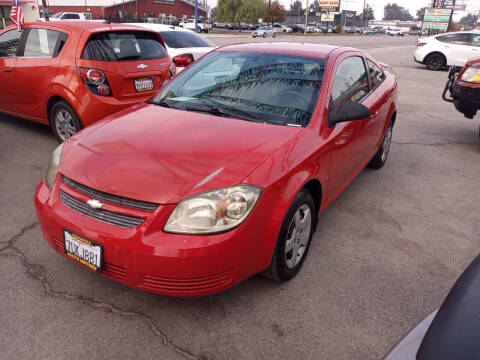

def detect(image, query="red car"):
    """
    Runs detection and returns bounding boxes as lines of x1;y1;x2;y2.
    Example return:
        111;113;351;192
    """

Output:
35;43;398;297
0;21;172;141
443;59;480;136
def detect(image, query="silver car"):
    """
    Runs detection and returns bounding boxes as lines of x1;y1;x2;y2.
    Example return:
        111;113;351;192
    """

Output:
252;26;276;38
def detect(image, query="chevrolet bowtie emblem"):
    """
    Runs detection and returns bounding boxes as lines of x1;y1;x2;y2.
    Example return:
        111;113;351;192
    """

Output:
86;199;103;209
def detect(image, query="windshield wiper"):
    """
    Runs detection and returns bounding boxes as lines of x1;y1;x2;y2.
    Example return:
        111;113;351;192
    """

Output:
183;105;264;123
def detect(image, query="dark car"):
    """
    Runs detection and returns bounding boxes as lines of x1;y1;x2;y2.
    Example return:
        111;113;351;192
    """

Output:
386;254;480;359
443;61;480;136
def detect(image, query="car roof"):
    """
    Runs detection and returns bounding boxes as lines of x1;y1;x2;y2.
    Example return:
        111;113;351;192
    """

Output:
24;21;157;34
127;23;191;32
215;42;340;59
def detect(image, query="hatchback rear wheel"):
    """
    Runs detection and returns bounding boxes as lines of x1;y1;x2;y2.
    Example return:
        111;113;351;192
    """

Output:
50;101;82;142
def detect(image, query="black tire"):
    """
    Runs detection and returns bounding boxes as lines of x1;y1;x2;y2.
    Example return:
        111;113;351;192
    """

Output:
368;120;394;169
273;32;276;38
263;32;266;38
262;189;316;282
50;100;82;142
425;53;446;71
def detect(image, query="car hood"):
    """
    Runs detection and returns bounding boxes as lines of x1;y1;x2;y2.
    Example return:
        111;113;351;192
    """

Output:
60;103;302;204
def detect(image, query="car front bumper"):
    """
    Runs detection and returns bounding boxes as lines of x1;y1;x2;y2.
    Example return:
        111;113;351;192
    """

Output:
34;178;273;297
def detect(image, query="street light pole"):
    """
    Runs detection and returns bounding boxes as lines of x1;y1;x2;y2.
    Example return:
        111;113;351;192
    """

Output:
304;0;309;35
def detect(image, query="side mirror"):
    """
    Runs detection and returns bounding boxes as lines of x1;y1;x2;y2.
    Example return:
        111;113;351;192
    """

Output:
172;53;194;67
328;101;371;128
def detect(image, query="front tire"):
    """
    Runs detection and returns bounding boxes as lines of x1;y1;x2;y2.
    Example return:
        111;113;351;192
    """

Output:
425;53;446;71
368;120;393;169
50;100;82;142
273;32;276;38
263;189;316;282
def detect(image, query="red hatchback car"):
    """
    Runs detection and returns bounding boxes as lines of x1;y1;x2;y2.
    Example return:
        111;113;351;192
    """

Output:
35;43;398;296
0;21;172;141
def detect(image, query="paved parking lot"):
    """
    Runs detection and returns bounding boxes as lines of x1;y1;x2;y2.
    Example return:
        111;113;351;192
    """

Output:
1;35;479;360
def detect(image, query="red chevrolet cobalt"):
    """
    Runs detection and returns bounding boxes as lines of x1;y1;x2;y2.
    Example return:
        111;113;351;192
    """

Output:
35;43;398;296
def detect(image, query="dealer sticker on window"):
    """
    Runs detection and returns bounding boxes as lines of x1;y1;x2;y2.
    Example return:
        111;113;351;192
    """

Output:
64;230;103;272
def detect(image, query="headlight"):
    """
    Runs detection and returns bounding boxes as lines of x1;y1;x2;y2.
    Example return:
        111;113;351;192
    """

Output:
461;66;480;83
44;143;64;190
164;185;262;234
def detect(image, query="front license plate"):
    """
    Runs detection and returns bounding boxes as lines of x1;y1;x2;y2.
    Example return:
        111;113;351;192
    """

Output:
134;77;154;92
63;230;103;272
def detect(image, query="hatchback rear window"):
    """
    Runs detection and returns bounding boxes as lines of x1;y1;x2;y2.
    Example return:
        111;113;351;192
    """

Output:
81;31;168;61
159;31;215;49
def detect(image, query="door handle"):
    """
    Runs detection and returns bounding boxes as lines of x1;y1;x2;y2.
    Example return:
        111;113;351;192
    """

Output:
3;67;12;72
472;48;479;52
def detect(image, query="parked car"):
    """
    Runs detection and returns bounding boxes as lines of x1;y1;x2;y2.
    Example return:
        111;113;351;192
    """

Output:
129;23;216;72
179;19;211;33
287;24;303;33
0;22;172;141
385;254;480;359
363;28;375;35
273;23;293;33
386;28;404;36
415;31;480;71
252;26;276;38
35;42;398;297
443;61;480;135
49;12;93;21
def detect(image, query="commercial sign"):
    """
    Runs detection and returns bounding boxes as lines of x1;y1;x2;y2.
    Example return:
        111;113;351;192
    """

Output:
321;13;335;22
319;0;340;12
442;0;466;10
422;8;451;31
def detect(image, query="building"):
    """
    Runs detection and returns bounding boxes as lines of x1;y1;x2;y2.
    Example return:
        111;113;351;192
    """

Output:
1;0;38;28
41;0;207;20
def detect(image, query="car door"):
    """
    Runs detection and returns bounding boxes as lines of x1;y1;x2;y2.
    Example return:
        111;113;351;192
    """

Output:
7;26;68;119
0;28;23;113
436;33;472;66
324;54;378;198
469;34;480;60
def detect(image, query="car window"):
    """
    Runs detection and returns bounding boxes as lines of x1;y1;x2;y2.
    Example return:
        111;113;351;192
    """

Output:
62;13;80;19
367;59;385;89
81;31;168;61
472;34;480;47
24;28;64;58
0;30;21;57
152;51;326;127
437;33;471;45
332;56;369;106
159;30;214;49
51;13;63;18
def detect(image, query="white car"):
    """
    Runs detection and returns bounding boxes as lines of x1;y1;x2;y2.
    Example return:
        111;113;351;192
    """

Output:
49;12;93;20
179;19;211;33
414;31;480;70
273;23;293;33
130;23;216;72
386;28;404;36
252;26;276;38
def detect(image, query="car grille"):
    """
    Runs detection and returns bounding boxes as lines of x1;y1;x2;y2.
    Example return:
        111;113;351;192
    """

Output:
138;270;234;294
60;190;145;228
62;176;158;211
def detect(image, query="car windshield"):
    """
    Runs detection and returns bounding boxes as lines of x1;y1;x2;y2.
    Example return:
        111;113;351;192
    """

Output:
151;51;326;127
159;30;215;48
258;26;266;30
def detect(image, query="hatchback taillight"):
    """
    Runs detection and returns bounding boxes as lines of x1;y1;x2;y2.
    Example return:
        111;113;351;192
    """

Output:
417;42;427;47
78;67;112;96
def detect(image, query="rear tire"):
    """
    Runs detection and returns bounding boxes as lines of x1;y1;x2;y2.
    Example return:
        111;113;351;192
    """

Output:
262;189;316;282
273;32;276;38
425;53;446;71
368;120;393;169
50;100;82;142
263;32;266;38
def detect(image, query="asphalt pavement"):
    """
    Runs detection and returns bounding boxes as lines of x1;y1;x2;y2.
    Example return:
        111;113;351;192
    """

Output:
1;35;479;360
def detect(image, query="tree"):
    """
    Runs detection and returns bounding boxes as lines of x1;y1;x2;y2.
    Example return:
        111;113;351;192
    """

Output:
268;0;287;23
217;0;243;25
291;0;302;12
416;7;426;21
383;3;414;21
459;13;477;28
210;6;217;21
362;5;375;22
238;0;267;24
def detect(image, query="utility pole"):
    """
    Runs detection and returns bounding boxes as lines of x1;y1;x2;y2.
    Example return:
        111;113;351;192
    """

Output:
447;0;456;32
42;0;49;20
195;0;198;32
361;0;366;28
268;0;271;26
304;0;309;35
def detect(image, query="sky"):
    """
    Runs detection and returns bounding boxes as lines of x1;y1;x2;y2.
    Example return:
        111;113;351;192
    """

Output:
207;0;480;20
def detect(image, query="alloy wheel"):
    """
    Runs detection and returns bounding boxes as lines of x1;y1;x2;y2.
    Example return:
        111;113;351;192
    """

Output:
284;204;312;269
